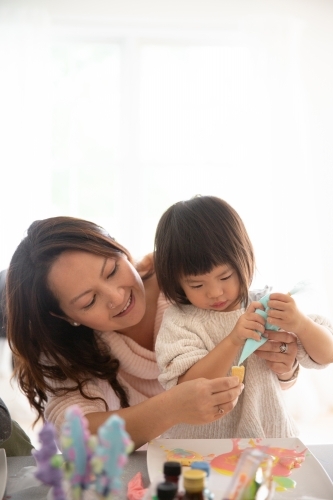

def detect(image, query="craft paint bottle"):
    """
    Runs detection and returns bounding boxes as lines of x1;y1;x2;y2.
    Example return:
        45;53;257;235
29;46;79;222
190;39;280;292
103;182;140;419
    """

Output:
164;461;181;484
190;461;213;500
163;461;184;498
182;469;206;500
157;481;178;500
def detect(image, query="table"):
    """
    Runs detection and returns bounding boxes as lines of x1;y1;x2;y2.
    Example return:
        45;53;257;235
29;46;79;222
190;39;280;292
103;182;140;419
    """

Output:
5;444;333;499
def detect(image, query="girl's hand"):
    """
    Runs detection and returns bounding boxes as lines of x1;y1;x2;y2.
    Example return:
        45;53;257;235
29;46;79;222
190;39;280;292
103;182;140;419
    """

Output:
228;301;266;346
254;329;298;377
266;293;307;335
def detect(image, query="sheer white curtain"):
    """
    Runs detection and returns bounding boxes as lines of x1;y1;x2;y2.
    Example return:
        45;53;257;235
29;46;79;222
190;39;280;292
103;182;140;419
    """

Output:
0;0;53;268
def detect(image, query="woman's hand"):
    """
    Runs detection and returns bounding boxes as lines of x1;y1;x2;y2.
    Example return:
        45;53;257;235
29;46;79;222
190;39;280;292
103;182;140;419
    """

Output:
86;376;243;450
254;329;298;380
172;376;244;424
229;301;266;346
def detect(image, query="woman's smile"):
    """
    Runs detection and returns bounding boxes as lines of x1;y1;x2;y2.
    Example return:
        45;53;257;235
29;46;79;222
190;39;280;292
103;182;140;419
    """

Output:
113;291;134;317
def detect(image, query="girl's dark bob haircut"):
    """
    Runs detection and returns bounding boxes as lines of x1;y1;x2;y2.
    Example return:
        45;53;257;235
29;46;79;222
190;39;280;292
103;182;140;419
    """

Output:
154;195;255;307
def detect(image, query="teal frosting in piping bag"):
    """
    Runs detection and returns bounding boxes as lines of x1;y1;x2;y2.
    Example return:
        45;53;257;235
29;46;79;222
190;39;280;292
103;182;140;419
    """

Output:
238;281;310;366
238;293;279;366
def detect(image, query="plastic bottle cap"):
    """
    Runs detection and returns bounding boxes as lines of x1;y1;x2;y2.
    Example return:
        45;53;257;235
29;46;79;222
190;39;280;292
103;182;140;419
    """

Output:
164;461;182;477
183;469;206;492
157;481;178;500
190;461;210;477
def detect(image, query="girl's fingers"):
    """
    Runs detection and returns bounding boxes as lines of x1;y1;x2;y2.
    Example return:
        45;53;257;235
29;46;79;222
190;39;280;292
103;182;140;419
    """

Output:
247;301;264;313
253;320;265;332
269;293;294;305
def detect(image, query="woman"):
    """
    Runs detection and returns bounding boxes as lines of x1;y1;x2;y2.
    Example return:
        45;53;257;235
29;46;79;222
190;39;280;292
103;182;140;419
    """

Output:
5;217;298;449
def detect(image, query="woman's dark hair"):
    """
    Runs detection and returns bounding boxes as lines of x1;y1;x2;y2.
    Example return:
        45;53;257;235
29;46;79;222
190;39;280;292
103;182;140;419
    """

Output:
6;216;137;425
154;195;255;307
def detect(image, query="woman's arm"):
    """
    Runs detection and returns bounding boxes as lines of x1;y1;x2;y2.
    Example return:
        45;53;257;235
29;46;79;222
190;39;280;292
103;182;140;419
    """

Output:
85;376;243;450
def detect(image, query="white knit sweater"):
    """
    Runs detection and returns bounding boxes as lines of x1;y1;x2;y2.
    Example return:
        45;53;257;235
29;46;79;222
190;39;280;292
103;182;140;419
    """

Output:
155;294;333;439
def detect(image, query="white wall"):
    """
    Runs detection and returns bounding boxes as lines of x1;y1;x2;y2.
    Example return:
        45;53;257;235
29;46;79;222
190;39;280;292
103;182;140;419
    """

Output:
46;0;333;314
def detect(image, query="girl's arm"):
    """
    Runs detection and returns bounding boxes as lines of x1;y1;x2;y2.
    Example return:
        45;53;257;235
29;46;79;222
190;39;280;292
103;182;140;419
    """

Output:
84;377;243;449
157;301;266;385
267;293;333;365
291;316;333;364
177;335;241;383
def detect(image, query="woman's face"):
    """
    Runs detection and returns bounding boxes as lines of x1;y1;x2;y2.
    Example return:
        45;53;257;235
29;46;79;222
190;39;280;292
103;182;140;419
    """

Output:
47;250;146;332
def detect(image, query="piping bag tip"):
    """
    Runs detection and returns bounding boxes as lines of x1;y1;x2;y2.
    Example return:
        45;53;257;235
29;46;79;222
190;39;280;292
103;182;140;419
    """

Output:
238;336;268;366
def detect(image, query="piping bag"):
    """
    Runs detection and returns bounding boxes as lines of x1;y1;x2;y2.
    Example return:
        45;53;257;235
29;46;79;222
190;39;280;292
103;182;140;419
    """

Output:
238;281;310;366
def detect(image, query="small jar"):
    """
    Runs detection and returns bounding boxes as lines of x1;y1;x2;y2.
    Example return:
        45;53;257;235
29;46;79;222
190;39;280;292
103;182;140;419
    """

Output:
183;469;206;500
190;461;213;500
157;481;178;500
164;461;182;485
163;461;184;499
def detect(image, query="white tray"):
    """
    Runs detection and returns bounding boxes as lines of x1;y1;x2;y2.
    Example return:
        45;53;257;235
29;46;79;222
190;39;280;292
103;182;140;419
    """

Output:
147;437;333;500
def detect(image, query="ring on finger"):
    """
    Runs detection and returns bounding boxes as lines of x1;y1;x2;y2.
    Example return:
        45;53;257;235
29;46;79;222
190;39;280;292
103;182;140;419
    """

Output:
218;405;224;415
279;342;288;354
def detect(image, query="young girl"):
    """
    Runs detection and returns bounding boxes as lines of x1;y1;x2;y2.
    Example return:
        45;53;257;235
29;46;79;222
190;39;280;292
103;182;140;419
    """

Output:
154;195;333;439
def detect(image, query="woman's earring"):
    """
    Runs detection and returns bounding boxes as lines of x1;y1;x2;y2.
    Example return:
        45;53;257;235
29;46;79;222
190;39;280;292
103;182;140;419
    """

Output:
72;322;80;327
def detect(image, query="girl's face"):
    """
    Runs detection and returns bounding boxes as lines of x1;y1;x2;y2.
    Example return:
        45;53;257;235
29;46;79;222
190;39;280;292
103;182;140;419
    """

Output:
179;264;241;312
47;250;146;332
